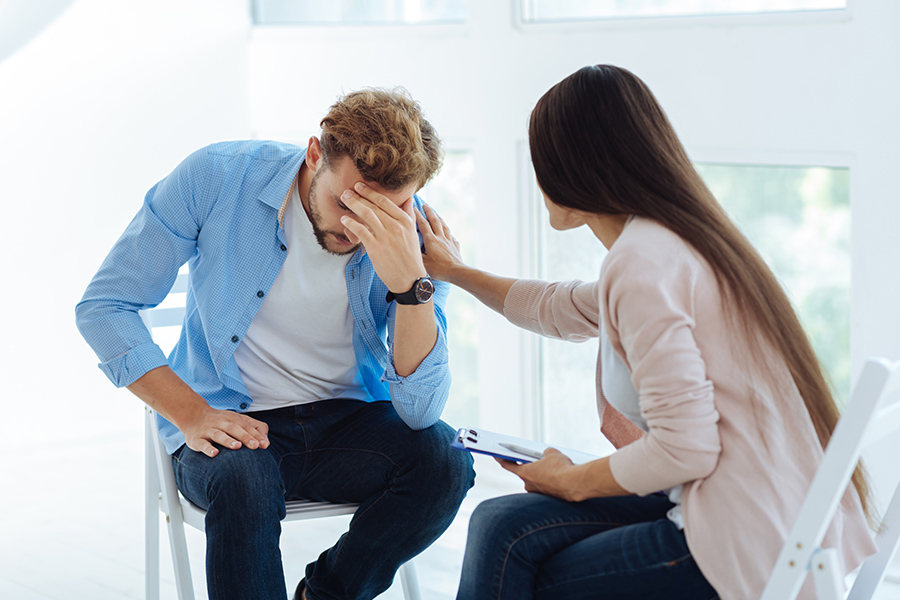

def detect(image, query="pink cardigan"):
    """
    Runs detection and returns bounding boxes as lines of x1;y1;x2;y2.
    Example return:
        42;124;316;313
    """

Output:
503;216;875;600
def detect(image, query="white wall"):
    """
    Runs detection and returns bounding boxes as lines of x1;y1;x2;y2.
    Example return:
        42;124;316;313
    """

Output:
0;0;251;447
0;2;250;594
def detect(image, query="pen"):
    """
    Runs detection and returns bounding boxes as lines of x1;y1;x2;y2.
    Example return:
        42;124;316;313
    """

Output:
498;442;545;460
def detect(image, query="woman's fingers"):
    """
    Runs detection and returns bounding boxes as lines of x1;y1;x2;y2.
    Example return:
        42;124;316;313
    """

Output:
416;208;440;244
421;203;444;237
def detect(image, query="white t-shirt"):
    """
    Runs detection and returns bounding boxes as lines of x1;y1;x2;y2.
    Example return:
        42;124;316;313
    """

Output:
233;183;368;411
600;316;684;529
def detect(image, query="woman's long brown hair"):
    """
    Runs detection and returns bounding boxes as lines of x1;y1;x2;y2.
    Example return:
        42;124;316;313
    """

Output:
529;64;872;520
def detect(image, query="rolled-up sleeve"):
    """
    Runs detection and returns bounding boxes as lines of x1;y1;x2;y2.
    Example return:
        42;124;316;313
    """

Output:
603;247;721;495
75;147;211;387
382;278;452;430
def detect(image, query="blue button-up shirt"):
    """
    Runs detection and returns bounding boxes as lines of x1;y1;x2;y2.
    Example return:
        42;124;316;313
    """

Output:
76;140;451;453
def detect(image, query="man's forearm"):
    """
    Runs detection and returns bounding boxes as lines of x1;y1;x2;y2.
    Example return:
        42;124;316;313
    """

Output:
391;303;438;377
129;365;271;457
127;365;211;429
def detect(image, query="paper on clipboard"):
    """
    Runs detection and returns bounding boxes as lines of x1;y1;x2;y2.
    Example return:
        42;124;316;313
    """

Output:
450;427;600;465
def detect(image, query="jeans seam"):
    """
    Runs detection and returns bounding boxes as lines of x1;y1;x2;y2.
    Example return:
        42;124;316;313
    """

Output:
170;450;210;508
497;520;623;600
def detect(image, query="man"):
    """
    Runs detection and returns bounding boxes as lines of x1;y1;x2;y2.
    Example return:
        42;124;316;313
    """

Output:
76;88;475;600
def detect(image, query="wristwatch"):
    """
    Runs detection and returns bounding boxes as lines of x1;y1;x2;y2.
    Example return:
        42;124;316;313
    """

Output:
385;276;435;305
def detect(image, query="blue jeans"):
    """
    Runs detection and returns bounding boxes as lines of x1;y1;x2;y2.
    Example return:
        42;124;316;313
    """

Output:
456;493;718;600
172;399;475;600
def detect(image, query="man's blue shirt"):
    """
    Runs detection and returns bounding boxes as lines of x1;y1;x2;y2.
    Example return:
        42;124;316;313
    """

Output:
76;140;451;453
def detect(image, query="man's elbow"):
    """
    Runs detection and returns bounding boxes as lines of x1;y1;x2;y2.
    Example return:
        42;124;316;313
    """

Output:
396;411;438;431
74;299;96;340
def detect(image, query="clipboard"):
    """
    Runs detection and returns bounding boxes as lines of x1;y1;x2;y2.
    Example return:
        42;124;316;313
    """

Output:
450;427;600;465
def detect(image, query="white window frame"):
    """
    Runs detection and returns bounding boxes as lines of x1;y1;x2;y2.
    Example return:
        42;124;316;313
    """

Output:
515;1;852;32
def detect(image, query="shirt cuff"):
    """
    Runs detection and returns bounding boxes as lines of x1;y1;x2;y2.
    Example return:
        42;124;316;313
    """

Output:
382;322;449;385
98;342;170;388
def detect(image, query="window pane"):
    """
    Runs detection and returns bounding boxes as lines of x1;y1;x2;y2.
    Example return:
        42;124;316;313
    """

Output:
253;0;465;25
523;0;845;22
537;164;850;453
537;223;613;455
419;151;479;429
698;164;851;401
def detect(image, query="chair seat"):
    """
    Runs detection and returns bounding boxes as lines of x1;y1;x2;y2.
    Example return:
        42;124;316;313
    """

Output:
177;493;359;531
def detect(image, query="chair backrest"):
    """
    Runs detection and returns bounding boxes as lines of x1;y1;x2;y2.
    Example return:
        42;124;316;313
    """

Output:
139;271;190;510
139;272;210;527
761;357;900;600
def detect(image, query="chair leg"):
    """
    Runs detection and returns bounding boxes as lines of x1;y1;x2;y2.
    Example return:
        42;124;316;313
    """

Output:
165;506;196;600
145;413;160;600
399;560;421;600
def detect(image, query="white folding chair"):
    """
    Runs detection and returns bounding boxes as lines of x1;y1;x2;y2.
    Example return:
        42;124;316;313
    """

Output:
761;357;900;600
141;273;421;600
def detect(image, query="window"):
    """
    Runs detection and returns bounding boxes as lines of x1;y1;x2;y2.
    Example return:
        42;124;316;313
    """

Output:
252;0;465;26
521;0;846;23
536;164;850;452
418;150;478;429
697;164;851;400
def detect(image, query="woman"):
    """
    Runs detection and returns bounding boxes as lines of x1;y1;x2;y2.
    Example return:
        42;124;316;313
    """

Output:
415;65;876;599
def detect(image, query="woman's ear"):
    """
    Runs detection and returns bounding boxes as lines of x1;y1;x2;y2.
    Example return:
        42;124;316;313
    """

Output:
306;136;323;172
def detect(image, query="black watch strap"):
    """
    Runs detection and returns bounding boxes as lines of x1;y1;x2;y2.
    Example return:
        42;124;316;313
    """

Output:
386;276;435;305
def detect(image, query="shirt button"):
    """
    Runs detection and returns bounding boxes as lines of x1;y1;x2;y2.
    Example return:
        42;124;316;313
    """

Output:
280;244;287;251
257;290;265;298
231;335;239;343
239;402;248;410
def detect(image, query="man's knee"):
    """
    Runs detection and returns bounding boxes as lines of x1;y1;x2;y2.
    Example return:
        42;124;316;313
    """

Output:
177;446;286;520
405;420;475;496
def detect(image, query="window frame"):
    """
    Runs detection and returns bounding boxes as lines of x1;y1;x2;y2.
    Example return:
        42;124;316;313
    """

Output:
514;0;852;33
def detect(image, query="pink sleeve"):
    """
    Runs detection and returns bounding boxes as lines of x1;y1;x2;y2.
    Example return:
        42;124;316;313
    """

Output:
603;244;722;495
503;279;601;341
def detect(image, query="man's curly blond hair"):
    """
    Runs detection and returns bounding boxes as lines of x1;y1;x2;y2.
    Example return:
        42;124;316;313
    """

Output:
319;87;443;191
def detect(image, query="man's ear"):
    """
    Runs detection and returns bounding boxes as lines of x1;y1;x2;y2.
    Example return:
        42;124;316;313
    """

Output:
306;136;323;172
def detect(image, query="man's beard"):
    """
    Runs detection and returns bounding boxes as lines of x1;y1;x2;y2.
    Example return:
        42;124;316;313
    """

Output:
307;170;361;256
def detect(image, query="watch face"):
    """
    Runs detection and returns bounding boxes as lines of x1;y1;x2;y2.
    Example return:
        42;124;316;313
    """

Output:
414;277;435;303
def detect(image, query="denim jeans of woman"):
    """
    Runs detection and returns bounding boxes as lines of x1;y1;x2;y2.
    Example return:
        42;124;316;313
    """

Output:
456;492;718;600
172;399;475;600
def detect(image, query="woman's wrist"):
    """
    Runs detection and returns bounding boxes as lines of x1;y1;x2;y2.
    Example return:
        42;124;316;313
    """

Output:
565;457;629;502
437;262;473;287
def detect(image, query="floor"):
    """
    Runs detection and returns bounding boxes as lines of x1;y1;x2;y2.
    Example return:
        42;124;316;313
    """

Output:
2;419;899;600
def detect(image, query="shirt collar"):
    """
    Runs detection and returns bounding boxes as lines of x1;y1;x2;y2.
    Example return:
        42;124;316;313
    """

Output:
257;147;307;227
